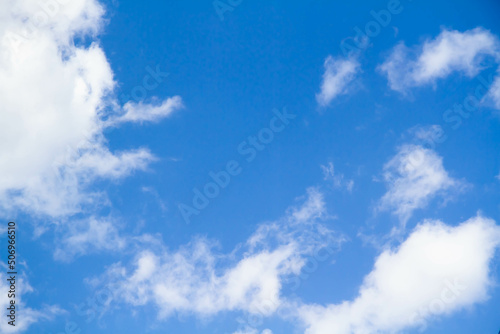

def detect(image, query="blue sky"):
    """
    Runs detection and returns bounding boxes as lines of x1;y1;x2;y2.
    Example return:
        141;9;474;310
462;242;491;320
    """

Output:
1;0;500;333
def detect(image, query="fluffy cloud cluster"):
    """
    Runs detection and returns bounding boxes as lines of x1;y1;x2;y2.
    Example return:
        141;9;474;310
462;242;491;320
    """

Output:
299;215;500;334
318;28;500;110
0;0;182;218
92;189;500;334
97;189;343;319
4;2;500;333
379;28;500;94
379;145;461;225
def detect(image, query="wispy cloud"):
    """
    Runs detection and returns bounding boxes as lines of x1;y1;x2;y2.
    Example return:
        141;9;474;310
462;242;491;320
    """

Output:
54;217;127;261
316;55;360;106
378;145;461;225
107;96;183;125
93;188;343;319
488;70;500;109
321;162;354;192
233;329;273;334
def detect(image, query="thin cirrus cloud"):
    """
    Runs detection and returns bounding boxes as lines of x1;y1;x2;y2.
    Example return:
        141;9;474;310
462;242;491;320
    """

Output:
299;215;500;334
316;55;360;106
233;329;273;334
0;0;182;219
92;188;344;320
378;27;500;94
378;144;461;226
320;162;354;192
489;73;500;108
53;217;126;262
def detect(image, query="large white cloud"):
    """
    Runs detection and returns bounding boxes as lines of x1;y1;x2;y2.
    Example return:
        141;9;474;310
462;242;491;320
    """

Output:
92;195;500;334
379;28;500;93
299;215;500;334
316;55;359;106
95;188;343;319
0;0;182;218
378;145;461;225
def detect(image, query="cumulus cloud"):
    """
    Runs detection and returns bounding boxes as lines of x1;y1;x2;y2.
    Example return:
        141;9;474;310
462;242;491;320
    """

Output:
299;215;500;334
316;55;360;106
378;145;461;225
379;28;500;93
0;0;182;218
95;188;343;319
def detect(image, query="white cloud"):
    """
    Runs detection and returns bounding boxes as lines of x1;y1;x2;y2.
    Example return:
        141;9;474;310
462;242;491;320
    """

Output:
299;215;500;334
410;124;446;146
108;95;183;125
378;145;460;225
321;162;354;192
233;329;273;334
379;28;500;93
0;0;182;218
489;71;500;109
96;188;343;319
232;329;258;334
54;217;126;261
63;146;155;180
316;55;359;106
